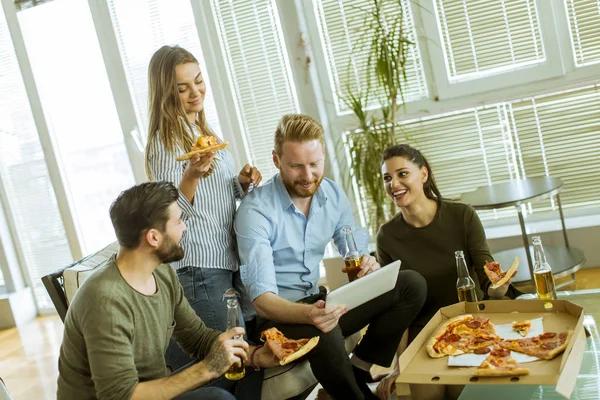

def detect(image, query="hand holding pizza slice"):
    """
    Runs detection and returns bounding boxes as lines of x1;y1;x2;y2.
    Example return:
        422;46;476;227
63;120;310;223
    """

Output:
260;328;320;365
176;135;229;161
484;258;519;289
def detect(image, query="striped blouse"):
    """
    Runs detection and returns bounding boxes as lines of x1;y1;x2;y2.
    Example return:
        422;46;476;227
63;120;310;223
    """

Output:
147;126;245;271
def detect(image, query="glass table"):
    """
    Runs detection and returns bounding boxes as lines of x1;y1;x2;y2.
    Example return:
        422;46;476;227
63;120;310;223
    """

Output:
459;177;586;287
458;290;600;400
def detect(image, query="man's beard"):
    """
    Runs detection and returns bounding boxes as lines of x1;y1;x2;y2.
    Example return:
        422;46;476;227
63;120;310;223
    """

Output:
281;174;324;198
155;233;185;264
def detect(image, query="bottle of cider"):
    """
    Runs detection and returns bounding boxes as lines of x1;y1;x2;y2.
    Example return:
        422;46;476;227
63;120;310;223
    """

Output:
532;236;557;300
341;225;361;282
455;250;478;302
223;289;245;380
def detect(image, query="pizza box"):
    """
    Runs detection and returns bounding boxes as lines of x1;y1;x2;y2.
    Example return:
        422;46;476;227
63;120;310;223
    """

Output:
397;300;586;399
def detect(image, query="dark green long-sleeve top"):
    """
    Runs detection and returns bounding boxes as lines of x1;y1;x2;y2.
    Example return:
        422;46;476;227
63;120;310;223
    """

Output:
57;256;220;400
376;201;518;327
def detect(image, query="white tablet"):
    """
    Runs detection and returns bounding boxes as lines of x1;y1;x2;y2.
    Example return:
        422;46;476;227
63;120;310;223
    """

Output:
325;260;401;310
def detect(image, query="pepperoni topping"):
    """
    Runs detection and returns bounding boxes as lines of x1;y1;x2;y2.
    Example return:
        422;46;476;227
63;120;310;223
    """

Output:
491;348;510;357
540;332;557;339
541;342;558;350
474;347;491;354
486;262;500;272
532;337;540;343
466;320;481;329
445;334;461;342
473;337;489;344
559;332;568;341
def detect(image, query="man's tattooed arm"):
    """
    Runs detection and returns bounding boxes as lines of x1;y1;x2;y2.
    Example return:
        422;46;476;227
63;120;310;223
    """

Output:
204;339;231;374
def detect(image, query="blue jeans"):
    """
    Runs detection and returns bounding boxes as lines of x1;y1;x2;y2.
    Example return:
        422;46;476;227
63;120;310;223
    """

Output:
165;267;253;369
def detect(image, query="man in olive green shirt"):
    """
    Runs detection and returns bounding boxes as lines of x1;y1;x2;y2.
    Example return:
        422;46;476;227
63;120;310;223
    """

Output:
57;182;276;400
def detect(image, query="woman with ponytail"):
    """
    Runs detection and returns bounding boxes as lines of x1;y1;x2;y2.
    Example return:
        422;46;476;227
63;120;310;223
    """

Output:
374;144;520;400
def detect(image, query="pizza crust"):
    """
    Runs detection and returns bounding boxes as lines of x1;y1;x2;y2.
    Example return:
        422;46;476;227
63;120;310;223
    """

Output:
426;315;473;358
546;330;573;360
512;320;532;337
175;142;229;161
280;336;320;365
490;258;520;289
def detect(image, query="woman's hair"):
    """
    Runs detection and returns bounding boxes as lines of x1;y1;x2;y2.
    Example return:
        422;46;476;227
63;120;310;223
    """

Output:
382;144;443;206
145;45;214;179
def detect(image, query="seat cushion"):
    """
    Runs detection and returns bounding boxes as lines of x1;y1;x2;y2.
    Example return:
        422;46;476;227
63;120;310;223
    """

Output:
63;242;119;305
261;331;362;400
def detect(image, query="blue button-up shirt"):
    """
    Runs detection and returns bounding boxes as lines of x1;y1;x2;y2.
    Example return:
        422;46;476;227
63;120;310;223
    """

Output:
234;174;369;310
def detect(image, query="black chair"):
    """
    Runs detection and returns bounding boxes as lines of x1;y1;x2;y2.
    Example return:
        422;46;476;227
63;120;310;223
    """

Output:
41;265;70;322
41;244;116;322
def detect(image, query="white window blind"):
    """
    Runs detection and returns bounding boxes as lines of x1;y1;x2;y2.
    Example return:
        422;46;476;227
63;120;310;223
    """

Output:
564;0;600;67
107;0;222;138
0;2;73;309
314;0;427;114
435;0;545;81
210;0;300;179
511;85;600;212
351;85;600;226
18;0;135;256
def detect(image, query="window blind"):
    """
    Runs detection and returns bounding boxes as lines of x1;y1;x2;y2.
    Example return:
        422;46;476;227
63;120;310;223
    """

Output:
435;0;545;81
18;0;136;255
210;0;300;179
564;0;600;67
351;85;600;226
0;2;73;309
314;0;428;114
107;0;222;139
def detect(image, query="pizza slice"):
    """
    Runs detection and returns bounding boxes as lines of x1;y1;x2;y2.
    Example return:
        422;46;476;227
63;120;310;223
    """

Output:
427;315;500;358
512;320;532;337
499;331;572;360
260;327;320;365
175;134;229;161
473;346;530;377
484;258;519;289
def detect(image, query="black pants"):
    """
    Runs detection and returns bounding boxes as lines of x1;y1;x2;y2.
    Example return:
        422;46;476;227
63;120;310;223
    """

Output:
248;269;427;400
171;361;264;400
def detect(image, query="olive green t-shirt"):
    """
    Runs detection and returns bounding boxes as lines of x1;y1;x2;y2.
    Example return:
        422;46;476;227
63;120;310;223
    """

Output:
376;201;496;326
57;256;220;400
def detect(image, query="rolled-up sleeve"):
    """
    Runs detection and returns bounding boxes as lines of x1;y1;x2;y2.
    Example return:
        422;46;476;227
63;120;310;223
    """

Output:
147;140;197;219
232;175;247;200
332;190;370;256
234;203;278;301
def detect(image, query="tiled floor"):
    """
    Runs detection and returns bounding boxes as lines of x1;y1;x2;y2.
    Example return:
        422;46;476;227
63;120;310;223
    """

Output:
2;267;600;400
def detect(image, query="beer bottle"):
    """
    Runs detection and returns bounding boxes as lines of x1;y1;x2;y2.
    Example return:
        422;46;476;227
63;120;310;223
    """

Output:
341;225;361;282
223;289;245;380
455;250;478;302
532;236;557;300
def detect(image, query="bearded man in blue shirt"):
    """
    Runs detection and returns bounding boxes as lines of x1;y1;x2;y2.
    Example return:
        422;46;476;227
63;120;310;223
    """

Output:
234;114;427;399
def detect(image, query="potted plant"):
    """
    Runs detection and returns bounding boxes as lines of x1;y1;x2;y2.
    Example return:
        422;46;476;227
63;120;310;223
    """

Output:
340;0;414;235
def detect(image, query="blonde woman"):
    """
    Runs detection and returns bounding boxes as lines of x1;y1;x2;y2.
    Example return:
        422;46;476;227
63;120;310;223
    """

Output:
145;45;261;376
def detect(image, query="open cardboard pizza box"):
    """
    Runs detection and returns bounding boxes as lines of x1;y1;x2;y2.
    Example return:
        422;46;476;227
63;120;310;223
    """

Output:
397;300;587;398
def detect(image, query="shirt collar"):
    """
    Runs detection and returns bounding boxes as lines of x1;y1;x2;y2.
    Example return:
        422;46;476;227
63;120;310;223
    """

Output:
274;174;328;211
